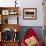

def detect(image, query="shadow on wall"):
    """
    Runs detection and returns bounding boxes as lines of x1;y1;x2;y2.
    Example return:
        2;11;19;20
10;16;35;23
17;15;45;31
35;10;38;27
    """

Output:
18;26;44;45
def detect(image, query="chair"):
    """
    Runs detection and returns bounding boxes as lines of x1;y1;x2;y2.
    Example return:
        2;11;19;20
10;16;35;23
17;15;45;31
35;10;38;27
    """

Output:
21;28;41;46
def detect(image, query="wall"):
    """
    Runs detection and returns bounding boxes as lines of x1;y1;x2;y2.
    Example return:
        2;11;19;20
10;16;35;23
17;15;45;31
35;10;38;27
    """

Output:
0;0;44;26
18;0;44;26
0;0;44;45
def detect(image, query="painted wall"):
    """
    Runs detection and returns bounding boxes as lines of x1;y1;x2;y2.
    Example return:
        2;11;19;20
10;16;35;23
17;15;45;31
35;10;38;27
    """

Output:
18;0;44;26
0;0;44;26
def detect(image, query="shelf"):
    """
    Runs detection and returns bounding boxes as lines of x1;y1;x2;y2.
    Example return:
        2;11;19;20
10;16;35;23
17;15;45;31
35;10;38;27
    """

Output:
0;24;19;32
0;7;19;46
1;15;18;24
0;7;19;24
2;40;19;43
2;41;19;46
0;7;19;16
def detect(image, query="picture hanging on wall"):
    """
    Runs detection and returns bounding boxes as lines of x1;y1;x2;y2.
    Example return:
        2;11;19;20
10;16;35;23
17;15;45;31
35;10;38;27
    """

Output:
2;10;9;15
23;8;37;20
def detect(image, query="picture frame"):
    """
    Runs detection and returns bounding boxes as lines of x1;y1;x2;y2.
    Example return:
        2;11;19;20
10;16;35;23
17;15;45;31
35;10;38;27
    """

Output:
23;8;37;20
9;10;18;15
2;10;9;15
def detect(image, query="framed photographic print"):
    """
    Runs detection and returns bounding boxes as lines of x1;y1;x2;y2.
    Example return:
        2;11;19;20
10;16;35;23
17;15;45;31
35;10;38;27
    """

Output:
2;10;9;15
9;10;15;15
9;9;18;15
23;8;37;20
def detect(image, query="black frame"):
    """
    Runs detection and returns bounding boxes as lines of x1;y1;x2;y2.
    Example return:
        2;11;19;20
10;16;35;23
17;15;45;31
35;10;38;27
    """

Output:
23;8;37;20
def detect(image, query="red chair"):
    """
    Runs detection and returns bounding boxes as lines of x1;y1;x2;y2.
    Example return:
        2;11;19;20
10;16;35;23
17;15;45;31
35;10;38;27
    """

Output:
21;28;41;46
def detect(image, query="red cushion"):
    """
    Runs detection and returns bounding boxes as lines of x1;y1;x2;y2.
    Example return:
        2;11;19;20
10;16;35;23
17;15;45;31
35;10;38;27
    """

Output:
21;28;41;46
